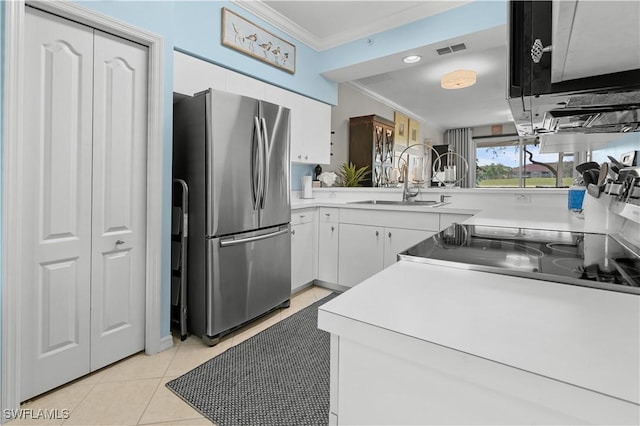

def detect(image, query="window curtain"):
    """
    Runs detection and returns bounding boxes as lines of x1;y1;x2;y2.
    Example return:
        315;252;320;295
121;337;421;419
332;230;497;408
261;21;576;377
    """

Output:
444;128;475;188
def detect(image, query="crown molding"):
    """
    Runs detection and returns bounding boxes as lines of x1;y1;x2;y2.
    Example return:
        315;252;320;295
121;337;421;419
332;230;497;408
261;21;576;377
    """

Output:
345;82;423;124
233;0;470;52
233;0;324;51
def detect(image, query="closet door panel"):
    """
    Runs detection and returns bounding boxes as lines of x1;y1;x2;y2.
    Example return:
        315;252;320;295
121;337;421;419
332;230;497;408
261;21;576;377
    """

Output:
90;30;148;371
21;6;94;401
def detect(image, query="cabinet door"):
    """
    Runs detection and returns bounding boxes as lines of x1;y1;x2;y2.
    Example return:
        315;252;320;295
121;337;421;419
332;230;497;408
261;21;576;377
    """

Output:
266;85;303;162
226;69;266;100
338;224;384;287
173;51;225;96
291;222;315;292
318;222;339;284
298;96;331;164
383;227;433;268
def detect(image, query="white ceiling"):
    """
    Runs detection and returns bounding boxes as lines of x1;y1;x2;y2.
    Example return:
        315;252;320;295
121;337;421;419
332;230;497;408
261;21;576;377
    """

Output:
239;0;511;131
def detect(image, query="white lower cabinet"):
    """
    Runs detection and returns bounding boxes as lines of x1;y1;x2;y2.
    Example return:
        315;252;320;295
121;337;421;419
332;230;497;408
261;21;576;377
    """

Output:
318;208;340;284
338;224;384;288
337;209;440;287
338;224;434;287
295;206;465;289
291;209;317;292
383;227;432;268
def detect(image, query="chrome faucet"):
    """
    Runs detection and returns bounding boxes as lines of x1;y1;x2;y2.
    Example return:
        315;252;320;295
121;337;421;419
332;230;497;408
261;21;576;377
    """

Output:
402;166;419;202
398;143;439;202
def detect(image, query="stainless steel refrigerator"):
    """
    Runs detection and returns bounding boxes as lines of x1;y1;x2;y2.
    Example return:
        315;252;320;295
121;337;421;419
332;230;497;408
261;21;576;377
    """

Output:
173;88;291;346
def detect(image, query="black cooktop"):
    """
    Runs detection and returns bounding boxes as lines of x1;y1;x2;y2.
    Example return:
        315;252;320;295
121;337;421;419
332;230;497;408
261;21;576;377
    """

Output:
399;224;640;295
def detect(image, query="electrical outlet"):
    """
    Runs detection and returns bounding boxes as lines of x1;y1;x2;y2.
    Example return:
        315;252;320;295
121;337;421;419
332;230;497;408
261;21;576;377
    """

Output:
515;194;531;203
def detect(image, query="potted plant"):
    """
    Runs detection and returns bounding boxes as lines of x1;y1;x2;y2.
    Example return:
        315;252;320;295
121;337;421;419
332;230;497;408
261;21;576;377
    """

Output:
337;162;370;187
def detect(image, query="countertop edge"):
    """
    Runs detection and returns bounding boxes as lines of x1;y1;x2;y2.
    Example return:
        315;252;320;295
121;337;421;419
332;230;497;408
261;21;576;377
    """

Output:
317;260;640;405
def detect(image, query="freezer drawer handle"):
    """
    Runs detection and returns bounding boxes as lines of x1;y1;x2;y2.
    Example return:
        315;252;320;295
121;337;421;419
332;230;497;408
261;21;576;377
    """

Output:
219;228;289;247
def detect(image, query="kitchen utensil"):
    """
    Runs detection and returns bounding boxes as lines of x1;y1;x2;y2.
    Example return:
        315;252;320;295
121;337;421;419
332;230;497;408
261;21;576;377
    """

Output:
576;161;600;174
608;156;624;174
582;169;599;187
597;162;608;187
587;183;602;198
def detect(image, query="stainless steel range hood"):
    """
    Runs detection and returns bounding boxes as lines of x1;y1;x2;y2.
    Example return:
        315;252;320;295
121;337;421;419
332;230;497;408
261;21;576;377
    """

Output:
535;91;640;135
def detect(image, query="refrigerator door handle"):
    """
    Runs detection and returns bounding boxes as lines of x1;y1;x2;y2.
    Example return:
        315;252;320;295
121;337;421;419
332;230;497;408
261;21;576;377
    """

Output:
260;117;270;209
251;116;262;210
219;227;289;247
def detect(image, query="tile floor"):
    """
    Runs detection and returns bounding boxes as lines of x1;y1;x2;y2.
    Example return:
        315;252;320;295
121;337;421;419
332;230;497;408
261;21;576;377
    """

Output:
11;286;335;426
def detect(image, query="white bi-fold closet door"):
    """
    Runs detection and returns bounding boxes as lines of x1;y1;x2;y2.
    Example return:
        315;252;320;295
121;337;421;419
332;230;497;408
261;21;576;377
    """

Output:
21;6;148;401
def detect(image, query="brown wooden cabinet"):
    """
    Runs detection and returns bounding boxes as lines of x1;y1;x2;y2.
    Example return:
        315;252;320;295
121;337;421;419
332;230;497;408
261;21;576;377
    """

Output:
349;115;395;187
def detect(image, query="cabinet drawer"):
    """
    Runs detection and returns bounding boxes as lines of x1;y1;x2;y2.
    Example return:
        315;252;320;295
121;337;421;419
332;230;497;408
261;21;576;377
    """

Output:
339;208;439;231
319;208;339;223
291;209;315;225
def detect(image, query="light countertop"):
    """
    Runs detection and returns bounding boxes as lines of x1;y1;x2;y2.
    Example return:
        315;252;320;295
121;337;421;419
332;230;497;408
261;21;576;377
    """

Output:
318;260;640;405
292;194;591;233
291;198;477;216
313;191;639;405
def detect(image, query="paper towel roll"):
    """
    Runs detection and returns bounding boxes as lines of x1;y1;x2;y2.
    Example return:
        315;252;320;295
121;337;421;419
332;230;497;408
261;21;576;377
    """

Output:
302;175;313;199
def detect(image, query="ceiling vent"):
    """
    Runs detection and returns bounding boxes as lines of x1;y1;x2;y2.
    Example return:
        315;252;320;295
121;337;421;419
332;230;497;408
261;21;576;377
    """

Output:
436;43;467;55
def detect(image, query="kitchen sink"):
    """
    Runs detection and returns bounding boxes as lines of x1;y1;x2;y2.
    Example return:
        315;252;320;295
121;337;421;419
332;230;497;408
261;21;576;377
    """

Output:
349;200;448;207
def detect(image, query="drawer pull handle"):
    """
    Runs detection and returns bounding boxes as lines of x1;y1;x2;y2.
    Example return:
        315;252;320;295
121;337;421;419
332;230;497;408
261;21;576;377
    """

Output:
325;213;331;216
388;232;392;238
300;215;305;218
375;231;379;237
331;226;335;232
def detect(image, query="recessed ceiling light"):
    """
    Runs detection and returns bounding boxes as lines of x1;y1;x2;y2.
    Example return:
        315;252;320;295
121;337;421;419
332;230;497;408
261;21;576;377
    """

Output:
402;55;421;64
441;69;477;89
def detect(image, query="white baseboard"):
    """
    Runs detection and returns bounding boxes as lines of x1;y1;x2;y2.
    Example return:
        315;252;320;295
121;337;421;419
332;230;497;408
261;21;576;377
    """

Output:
158;335;174;352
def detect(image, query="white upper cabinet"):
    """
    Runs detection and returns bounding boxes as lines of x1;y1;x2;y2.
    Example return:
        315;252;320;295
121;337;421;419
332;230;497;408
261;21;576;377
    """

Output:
265;84;331;165
173;51;225;95
297;96;331;165
174;52;331;165
226;69;266;100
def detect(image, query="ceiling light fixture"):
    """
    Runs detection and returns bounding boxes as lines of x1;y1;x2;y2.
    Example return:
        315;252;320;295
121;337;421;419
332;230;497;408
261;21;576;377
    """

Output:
402;55;421;64
440;69;477;89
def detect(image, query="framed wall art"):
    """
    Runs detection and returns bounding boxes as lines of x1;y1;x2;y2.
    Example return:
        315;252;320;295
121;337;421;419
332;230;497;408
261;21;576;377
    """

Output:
408;118;421;145
221;7;296;74
394;111;408;147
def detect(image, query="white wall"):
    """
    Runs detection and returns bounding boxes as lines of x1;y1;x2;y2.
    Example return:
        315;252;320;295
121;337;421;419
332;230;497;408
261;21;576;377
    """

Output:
330;83;444;173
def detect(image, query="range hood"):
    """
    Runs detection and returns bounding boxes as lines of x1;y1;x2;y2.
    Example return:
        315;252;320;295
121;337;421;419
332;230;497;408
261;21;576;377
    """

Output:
534;91;640;135
507;0;640;136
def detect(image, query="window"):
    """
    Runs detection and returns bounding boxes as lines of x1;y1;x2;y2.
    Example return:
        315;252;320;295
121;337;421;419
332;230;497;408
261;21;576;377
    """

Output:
475;137;575;188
